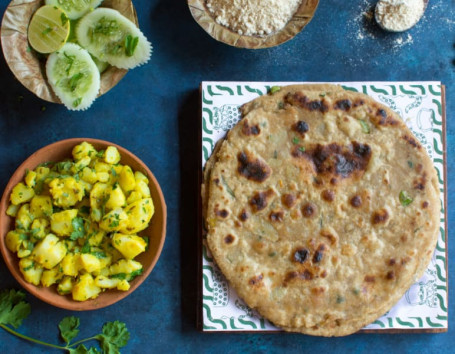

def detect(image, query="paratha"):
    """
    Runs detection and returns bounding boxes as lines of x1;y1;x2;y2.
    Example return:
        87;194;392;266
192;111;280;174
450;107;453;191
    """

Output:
203;84;440;336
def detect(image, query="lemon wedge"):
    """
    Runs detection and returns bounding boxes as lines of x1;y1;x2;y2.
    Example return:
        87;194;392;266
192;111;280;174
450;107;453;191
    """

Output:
28;5;70;54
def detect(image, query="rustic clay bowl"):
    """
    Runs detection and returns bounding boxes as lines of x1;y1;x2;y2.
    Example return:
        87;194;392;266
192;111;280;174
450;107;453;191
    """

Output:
188;0;319;49
1;0;138;103
0;138;167;310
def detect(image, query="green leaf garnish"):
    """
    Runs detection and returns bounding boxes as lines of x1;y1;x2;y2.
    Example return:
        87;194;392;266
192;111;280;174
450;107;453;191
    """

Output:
359;120;370;134
70;217;85;240
0;289;31;329
0;289;130;352
125;35;139;57
221;176;236;199
96;150;105;158
269;86;281;94
292;137;300;144
399;190;413;206
96;321;130;353
59;316;80;344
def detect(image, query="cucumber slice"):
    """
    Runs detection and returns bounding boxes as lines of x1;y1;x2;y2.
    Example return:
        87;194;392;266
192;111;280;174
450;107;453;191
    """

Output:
45;0;103;20
76;8;152;69
46;43;100;111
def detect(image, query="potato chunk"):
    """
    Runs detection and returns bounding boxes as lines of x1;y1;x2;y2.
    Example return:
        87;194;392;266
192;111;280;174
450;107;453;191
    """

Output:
6;230;25;252
104;146;121;165
57;276;74;295
119;165;135;193
79;253;101;273
121;198;154;234
99;208;128;232
49;177;84;207
16;204;33;230
50;209;78;236
105;183;126;210
61;253;80;276
19;258;43;286
72;141;96;161
32;234;67;269
41;266;64;287
112;233;147;259
109;259;142;276
10;182;35;205
72;273;101;301
30;195;52;218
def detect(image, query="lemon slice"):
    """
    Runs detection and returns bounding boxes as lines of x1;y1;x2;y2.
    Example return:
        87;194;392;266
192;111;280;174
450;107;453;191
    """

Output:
46;43;100;111
76;8;152;69
45;0;103;20
28;5;70;54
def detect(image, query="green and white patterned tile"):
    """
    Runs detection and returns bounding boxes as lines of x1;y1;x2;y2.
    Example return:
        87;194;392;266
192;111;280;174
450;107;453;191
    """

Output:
201;81;447;332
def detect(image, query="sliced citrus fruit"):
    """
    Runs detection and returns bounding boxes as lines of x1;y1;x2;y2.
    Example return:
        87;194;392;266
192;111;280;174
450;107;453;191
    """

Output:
46;42;100;111
76;8;152;69
45;0;103;20
28;5;70;54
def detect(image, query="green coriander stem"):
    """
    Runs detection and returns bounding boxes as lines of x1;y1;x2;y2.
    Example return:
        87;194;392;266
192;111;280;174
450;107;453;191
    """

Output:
68;335;98;348
0;323;66;350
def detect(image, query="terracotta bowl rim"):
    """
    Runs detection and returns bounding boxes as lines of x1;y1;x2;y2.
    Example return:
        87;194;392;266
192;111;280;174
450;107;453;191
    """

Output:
0;138;167;310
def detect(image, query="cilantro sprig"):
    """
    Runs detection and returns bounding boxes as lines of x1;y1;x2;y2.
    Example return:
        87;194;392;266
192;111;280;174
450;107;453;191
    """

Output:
0;289;130;353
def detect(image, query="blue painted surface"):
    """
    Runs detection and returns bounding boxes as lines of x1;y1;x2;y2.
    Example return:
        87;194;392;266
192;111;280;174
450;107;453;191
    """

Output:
0;0;453;352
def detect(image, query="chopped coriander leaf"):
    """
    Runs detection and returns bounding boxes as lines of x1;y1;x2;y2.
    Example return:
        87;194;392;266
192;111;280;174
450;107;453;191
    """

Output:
269;86;281;94
129;268;143;280
359;120;370;134
292;137;300;144
399;190;413;206
81;241;91;253
111;273;127;280
298;146;306;152
221;176;236;199
96;150;105;158
70;217;85;240
125;35;139;57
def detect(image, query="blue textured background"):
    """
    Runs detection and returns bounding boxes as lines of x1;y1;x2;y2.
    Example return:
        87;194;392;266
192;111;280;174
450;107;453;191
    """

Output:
0;0;453;352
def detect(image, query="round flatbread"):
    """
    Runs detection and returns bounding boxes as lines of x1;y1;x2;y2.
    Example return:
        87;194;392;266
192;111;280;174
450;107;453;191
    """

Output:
203;84;440;336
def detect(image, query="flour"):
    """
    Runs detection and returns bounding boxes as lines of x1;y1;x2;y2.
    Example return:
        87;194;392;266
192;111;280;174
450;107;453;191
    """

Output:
205;0;302;36
375;0;425;32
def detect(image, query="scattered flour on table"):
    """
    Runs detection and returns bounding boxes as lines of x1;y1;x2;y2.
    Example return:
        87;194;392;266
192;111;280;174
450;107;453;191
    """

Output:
375;0;425;32
205;0;302;36
348;0;414;52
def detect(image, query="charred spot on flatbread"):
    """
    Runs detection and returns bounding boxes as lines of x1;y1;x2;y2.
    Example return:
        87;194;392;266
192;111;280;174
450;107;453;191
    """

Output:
237;151;271;183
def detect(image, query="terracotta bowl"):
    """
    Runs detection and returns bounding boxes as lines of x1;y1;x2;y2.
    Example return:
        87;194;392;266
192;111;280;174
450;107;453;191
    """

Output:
188;0;319;49
1;0;138;103
0;138;167;310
